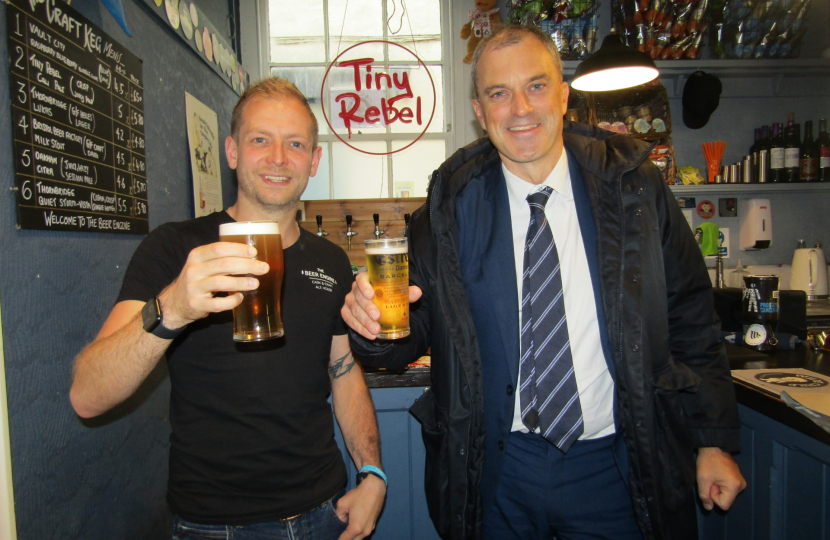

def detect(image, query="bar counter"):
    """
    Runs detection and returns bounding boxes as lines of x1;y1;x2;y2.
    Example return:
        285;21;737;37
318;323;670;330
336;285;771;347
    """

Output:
365;343;830;446
728;342;830;446
362;344;830;539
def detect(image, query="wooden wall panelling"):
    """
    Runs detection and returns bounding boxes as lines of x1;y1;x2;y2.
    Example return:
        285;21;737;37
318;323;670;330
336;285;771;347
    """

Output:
299;198;426;266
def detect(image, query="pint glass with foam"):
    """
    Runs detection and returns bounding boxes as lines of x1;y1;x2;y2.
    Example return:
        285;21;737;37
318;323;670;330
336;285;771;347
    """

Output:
365;238;410;339
219;221;284;342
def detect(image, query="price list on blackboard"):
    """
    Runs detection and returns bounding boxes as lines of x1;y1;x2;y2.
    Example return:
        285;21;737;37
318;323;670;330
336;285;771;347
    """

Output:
6;0;148;234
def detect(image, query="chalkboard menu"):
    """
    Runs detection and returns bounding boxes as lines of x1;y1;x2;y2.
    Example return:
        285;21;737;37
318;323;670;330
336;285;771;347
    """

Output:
6;0;148;234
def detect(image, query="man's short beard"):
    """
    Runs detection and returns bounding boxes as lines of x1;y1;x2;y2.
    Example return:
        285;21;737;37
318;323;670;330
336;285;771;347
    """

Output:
239;180;301;214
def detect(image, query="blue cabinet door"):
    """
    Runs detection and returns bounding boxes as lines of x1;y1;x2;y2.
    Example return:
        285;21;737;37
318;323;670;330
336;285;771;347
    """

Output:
335;386;441;540
697;404;830;540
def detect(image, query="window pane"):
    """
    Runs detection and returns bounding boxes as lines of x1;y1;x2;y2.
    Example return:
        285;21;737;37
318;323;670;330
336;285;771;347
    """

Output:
387;0;442;62
328;0;383;58
391;139;444;198
270;66;331;135
326;59;390;142
269;0;325;63
302;143;331;200
332;142;389;199
390;65;443;134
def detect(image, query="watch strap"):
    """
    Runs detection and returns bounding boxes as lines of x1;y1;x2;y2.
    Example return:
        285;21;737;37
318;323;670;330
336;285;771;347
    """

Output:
150;321;184;340
143;297;185;340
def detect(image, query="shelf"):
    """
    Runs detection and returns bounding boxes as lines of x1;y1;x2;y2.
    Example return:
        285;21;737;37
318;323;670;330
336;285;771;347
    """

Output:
654;59;830;78
563;59;830;96
563;58;830;78
670;182;830;195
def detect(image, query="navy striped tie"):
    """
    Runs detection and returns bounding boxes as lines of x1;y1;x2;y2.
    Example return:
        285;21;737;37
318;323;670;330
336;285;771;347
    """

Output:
519;187;583;452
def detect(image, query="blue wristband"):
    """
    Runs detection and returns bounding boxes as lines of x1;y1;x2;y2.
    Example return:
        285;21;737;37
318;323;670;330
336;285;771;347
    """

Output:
358;465;387;486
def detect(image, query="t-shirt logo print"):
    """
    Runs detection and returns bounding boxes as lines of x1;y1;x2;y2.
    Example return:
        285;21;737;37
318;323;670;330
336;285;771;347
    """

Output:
300;268;338;293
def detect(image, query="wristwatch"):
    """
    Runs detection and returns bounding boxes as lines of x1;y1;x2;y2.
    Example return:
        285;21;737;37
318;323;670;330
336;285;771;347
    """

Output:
141;297;184;339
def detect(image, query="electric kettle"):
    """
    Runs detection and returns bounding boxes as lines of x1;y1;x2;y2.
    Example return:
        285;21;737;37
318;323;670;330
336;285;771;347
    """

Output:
790;240;829;300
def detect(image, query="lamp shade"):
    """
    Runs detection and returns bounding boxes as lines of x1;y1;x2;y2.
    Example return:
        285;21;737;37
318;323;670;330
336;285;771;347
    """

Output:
571;33;659;92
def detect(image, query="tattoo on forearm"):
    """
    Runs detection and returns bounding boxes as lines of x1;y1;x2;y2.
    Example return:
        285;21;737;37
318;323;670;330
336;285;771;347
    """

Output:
329;351;356;380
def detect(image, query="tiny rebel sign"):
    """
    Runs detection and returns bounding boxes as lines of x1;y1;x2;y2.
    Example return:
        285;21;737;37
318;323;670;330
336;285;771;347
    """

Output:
321;41;435;156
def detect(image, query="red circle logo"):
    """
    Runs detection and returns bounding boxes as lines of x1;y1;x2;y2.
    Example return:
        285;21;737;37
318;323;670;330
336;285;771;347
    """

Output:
320;41;436;156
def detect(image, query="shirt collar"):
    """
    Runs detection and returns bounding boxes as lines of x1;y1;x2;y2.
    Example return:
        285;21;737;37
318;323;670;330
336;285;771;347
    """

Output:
503;149;572;210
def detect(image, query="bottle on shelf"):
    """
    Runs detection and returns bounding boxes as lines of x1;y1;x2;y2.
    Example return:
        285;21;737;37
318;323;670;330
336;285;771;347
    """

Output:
749;127;761;156
818;118;830;182
753;125;771;183
769;122;785;182
783;113;801;182
800;120;818;182
760;125;770;150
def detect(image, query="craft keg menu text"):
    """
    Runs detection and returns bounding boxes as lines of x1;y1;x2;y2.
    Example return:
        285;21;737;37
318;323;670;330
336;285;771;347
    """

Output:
6;0;147;234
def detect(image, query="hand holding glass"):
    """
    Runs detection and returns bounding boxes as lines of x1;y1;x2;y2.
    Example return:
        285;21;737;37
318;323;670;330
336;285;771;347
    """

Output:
219;221;284;342
365;238;410;339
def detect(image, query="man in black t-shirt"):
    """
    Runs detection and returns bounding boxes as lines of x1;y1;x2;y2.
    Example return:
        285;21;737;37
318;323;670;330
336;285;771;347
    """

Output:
71;78;386;540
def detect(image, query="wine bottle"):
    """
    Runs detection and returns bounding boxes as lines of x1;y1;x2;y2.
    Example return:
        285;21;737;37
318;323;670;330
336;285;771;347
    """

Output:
757;125;771;183
769;122;785;182
800;120;818;182
819;118;830;182
783;113;801;182
760;125;770;150
749;127;761;155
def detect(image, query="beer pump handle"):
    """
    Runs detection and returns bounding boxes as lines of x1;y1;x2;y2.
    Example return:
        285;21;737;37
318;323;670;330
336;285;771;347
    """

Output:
315;215;328;237
372;213;386;239
345;214;357;250
403;213;411;236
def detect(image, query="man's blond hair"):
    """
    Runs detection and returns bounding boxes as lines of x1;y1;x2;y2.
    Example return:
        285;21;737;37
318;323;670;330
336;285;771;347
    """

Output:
231;77;319;149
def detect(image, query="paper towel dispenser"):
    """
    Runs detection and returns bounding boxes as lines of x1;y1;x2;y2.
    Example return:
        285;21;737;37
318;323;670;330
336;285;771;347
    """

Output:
740;198;772;250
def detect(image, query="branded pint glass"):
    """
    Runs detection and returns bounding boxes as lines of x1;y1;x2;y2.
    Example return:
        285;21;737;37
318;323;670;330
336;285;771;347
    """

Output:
365;238;410;339
219;221;284;342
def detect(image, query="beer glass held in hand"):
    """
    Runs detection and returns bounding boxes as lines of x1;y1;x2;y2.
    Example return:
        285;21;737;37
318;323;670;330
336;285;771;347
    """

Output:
364;238;410;339
219;221;284;342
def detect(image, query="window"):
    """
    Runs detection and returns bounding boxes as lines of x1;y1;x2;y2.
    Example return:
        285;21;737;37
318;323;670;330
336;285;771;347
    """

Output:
262;0;449;200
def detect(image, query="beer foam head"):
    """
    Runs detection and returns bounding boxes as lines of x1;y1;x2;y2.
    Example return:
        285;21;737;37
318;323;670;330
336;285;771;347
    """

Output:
365;246;408;255
364;238;407;255
220;221;280;236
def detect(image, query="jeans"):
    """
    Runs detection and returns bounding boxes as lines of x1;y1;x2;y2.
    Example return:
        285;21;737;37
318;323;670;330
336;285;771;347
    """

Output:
171;490;347;540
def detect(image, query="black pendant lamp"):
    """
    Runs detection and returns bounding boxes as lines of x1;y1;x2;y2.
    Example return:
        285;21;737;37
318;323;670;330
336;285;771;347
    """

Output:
571;32;659;92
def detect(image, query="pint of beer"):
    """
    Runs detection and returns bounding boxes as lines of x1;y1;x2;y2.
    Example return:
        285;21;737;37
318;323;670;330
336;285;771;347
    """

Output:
365;238;410;339
219;221;284;342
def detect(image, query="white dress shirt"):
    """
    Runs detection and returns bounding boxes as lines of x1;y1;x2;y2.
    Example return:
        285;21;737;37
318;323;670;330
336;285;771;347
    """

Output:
504;152;615;440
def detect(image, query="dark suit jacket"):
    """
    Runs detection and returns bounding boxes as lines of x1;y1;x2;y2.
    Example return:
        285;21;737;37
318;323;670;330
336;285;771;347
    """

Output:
454;149;626;516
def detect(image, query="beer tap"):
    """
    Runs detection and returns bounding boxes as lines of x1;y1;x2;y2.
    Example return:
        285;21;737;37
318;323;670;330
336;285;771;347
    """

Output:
403;213;411;237
315;215;329;237
372;213;387;239
345;214;358;251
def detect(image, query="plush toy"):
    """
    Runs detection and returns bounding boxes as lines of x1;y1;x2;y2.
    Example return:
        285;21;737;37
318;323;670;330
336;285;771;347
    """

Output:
460;0;503;64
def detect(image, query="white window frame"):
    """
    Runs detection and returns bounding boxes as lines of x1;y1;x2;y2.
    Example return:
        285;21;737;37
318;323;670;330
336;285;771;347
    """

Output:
254;0;456;200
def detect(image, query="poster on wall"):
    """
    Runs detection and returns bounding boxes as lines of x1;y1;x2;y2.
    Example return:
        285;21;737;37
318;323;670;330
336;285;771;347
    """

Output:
5;0;148;234
185;93;222;217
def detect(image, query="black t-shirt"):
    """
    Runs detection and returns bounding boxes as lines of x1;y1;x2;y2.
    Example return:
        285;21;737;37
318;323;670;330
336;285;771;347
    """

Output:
117;211;354;524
